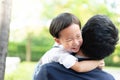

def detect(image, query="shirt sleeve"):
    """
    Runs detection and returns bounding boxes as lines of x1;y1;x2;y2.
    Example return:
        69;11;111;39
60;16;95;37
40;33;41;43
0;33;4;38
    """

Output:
58;52;78;68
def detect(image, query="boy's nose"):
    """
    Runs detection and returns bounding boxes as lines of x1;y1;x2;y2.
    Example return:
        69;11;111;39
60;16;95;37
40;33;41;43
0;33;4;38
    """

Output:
73;39;80;46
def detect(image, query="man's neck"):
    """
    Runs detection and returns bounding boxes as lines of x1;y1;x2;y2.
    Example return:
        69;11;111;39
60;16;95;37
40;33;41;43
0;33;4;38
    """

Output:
76;50;87;58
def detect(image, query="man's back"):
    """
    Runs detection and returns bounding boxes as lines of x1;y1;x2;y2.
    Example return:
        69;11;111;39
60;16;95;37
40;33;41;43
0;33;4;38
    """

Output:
33;62;115;80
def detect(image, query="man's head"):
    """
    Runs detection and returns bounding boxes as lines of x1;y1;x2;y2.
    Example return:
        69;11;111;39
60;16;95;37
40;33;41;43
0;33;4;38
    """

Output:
81;15;119;60
49;13;82;52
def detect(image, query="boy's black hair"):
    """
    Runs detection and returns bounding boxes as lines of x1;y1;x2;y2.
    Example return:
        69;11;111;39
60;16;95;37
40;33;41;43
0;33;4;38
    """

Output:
81;15;119;60
49;13;81;38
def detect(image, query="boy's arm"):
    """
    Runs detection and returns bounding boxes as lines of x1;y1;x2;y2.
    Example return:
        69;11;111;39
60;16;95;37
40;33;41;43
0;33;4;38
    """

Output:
55;49;105;72
71;60;104;72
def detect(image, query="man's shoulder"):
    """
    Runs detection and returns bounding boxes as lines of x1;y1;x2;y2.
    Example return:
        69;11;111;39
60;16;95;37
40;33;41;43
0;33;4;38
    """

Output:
42;62;115;80
88;68;115;80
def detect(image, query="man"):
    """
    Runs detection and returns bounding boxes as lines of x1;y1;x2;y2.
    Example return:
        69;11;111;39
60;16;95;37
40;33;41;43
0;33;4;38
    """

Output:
33;15;119;80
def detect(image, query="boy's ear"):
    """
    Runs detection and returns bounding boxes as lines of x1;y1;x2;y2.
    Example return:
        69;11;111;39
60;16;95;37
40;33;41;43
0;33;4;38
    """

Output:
54;38;61;45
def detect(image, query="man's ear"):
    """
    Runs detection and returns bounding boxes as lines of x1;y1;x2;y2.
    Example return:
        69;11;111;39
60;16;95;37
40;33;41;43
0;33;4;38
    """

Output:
54;38;61;45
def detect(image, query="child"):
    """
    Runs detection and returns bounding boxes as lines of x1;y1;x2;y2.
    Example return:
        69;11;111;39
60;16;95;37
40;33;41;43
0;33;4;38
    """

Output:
39;13;104;72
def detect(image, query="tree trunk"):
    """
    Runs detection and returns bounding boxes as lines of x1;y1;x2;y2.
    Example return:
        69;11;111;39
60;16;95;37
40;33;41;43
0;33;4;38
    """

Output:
0;0;11;80
26;33;31;62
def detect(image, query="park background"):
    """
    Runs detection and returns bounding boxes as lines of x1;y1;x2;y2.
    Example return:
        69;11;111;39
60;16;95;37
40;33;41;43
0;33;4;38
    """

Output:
4;0;120;80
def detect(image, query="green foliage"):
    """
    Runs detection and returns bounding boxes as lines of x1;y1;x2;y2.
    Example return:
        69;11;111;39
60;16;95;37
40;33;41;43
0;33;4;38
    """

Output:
8;42;26;61
8;27;54;61
105;44;120;67
40;0;120;35
31;27;54;61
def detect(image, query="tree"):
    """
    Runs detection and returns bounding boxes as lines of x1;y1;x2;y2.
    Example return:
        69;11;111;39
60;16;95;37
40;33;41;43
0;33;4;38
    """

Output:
40;0;117;25
26;32;32;62
0;0;11;80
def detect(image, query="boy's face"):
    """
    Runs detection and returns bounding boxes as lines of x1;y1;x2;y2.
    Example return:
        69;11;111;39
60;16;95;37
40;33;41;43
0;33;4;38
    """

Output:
55;23;83;53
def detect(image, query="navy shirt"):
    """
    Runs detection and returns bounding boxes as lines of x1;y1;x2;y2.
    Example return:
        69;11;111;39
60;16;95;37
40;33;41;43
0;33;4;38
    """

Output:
33;62;115;80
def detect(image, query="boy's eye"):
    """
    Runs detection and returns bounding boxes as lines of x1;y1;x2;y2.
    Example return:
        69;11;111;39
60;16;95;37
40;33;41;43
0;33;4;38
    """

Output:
66;39;72;42
76;35;81;39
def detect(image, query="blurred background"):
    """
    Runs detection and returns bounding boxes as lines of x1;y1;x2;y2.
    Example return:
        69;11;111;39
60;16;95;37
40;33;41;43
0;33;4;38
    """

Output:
4;0;120;80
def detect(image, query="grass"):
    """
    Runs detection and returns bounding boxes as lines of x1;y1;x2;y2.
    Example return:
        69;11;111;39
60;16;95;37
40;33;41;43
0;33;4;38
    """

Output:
5;62;37;80
5;62;120;80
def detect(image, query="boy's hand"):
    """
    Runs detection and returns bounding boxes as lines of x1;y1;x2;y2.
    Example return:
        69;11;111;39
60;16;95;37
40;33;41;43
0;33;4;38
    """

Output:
98;59;105;69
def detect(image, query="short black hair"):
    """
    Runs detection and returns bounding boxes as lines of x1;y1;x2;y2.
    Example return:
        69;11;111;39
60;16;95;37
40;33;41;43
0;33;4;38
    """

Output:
81;15;119;60
49;12;81;38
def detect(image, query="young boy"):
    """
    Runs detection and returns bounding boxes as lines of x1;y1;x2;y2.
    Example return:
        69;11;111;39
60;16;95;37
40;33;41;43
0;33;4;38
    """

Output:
39;13;103;72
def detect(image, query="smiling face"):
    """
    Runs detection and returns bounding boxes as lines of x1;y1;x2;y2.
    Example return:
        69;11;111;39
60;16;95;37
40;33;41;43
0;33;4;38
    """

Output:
55;23;83;53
